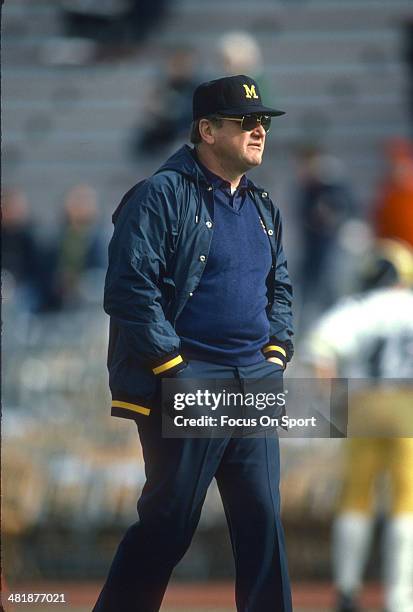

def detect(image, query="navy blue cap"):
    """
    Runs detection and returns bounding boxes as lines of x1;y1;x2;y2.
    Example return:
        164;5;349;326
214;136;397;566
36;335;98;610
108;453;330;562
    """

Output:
193;74;285;120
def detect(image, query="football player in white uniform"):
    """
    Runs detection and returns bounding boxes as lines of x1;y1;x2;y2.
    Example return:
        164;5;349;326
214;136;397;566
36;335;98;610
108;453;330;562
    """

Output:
305;239;413;612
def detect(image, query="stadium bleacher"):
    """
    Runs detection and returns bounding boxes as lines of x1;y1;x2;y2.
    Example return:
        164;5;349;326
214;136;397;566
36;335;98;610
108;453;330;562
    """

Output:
3;0;412;226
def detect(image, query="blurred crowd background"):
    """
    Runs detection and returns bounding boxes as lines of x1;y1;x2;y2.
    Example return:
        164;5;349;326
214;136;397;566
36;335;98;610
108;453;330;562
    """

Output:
2;0;413;606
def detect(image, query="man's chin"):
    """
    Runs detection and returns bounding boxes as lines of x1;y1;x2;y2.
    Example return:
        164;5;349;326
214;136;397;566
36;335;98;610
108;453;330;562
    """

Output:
246;154;263;168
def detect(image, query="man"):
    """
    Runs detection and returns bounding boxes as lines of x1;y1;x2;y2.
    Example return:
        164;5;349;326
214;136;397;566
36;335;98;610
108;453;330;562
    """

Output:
94;75;294;612
304;239;413;612
372;137;413;249
293;145;356;329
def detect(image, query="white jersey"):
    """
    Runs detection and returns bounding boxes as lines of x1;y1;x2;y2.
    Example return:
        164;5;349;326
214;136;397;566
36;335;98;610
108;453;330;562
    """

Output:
304;288;413;378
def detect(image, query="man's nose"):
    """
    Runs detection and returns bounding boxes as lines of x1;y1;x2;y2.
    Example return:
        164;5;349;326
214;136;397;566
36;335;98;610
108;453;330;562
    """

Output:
252;124;266;138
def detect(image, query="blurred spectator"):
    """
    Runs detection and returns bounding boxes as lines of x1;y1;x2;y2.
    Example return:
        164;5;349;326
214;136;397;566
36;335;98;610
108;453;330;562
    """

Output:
304;239;413;612
131;45;199;156
372;137;413;248
41;184;107;311
294;145;357;328
1;188;42;312
217;31;263;77
60;0;169;63
216;31;271;101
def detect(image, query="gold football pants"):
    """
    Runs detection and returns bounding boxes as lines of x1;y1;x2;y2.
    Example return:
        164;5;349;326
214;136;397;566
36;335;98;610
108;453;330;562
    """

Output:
339;437;413;515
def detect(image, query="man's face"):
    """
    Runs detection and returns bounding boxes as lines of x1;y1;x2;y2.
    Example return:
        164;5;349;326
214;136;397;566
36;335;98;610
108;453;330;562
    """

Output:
211;117;267;173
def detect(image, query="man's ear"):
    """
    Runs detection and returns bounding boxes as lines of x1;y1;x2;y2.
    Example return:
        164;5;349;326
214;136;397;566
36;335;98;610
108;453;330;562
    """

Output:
198;119;216;145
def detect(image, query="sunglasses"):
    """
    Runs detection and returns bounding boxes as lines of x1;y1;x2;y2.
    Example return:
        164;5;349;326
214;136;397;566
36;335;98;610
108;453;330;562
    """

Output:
220;114;272;133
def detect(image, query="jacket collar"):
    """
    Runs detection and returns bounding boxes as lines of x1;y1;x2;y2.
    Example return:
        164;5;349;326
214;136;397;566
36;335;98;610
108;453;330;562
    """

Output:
154;145;267;195
192;149;249;192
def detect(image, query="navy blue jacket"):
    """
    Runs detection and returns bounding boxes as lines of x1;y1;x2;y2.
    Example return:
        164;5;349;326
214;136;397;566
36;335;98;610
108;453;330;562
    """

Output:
104;145;294;420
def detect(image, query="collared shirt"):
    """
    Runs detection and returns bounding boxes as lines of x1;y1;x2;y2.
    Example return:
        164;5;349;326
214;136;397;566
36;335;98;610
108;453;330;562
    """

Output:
195;154;249;212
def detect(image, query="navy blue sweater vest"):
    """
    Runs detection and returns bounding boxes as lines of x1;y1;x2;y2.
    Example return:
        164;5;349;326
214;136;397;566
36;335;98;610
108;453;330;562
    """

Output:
176;163;272;366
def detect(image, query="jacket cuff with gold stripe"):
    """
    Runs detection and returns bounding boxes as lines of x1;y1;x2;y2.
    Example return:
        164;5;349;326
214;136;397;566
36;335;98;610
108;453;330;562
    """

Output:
262;338;294;369
150;351;188;377
111;395;153;419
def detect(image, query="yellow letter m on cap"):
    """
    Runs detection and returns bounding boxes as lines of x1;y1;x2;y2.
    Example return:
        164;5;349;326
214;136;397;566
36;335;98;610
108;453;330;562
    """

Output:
243;84;259;99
